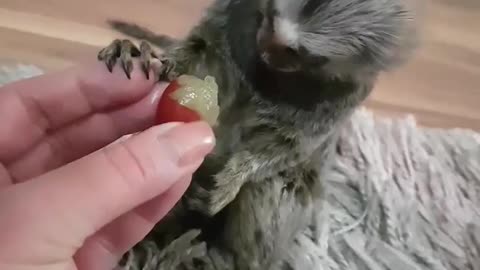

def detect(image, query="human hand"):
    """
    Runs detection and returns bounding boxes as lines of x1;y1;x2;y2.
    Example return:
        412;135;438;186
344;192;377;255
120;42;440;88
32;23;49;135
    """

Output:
0;61;215;270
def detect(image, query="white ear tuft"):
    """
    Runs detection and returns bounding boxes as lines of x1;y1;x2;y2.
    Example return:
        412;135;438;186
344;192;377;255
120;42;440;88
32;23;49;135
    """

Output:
274;18;299;47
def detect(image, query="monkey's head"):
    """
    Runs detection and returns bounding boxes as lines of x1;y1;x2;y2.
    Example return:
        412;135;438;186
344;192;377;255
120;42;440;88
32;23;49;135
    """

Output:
255;0;418;76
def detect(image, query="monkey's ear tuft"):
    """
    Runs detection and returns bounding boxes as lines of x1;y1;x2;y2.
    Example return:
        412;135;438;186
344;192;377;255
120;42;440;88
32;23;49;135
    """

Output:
381;0;425;71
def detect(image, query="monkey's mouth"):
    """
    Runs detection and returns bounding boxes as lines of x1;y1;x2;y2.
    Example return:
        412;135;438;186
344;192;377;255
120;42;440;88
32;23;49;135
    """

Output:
260;51;301;73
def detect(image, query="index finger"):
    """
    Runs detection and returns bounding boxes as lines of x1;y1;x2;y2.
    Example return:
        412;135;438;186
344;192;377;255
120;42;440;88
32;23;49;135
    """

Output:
0;60;157;162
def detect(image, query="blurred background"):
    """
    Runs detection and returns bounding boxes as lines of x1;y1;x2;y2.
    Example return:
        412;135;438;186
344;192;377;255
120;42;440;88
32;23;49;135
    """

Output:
0;0;478;130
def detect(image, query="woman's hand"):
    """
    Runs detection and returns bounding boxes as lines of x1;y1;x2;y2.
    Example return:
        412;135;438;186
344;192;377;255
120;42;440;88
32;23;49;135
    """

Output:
0;60;215;270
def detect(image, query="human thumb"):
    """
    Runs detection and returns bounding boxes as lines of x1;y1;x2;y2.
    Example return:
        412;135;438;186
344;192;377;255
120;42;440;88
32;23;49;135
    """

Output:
0;121;214;263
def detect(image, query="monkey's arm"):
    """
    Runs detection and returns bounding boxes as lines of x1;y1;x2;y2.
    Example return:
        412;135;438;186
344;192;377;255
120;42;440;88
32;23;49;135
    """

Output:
186;124;305;216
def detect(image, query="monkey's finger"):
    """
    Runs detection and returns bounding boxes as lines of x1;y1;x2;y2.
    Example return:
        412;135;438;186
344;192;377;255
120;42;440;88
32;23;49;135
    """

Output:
120;39;140;79
159;57;178;81
98;39;121;72
140;41;156;80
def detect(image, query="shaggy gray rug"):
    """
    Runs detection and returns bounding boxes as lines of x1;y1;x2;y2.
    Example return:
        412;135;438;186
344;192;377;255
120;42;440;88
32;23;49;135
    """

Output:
2;64;480;270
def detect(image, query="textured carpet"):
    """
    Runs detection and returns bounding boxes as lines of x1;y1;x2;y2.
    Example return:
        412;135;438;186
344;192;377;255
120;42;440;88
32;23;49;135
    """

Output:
2;64;479;270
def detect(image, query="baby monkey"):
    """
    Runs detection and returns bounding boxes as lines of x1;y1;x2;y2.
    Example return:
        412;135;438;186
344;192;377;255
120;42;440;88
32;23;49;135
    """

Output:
98;0;418;269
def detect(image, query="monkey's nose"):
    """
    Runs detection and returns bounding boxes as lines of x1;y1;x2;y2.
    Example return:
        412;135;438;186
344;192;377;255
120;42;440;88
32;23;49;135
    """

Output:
262;37;297;58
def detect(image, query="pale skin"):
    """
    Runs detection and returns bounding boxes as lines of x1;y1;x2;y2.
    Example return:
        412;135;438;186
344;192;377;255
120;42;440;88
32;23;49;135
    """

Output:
0;60;215;270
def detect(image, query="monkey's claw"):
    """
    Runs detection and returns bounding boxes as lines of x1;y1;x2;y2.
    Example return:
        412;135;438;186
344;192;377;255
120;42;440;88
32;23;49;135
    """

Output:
97;39;160;80
158;57;179;81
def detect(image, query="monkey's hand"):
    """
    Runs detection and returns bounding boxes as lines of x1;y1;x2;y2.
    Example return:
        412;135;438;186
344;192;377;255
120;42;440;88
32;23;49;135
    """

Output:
97;39;178;81
186;126;304;216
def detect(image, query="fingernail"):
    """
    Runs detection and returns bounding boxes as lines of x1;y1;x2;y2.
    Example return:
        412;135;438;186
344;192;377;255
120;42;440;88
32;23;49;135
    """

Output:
149;81;169;109
159;121;215;167
154;122;183;135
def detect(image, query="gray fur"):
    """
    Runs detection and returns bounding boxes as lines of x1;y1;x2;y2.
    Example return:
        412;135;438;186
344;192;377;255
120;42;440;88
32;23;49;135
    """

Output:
256;0;418;76
104;0;419;269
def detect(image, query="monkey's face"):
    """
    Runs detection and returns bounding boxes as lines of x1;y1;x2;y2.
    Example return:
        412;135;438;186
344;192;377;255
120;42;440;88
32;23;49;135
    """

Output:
256;0;415;75
255;1;329;73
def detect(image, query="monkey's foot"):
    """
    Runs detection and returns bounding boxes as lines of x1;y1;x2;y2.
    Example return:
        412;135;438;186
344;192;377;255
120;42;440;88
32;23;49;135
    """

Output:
97;39;177;81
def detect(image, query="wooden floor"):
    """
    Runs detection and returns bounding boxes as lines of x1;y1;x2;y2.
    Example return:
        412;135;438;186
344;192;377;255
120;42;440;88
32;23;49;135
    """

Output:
0;0;479;130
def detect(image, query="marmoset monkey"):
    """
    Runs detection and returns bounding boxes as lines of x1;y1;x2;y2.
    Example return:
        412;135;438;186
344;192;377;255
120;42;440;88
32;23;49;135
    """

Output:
98;0;418;269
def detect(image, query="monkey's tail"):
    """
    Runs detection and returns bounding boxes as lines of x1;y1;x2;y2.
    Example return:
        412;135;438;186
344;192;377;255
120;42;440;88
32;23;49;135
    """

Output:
107;19;177;49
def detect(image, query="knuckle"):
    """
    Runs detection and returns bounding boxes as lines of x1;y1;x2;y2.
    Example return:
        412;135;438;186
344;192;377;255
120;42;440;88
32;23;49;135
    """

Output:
102;140;154;189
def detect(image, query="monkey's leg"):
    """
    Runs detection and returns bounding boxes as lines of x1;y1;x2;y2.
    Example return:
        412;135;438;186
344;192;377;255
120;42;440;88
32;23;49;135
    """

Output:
222;168;319;270
97;39;177;81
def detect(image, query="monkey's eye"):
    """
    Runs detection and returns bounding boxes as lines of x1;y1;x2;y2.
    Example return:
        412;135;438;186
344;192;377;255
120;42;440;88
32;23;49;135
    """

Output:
285;47;298;57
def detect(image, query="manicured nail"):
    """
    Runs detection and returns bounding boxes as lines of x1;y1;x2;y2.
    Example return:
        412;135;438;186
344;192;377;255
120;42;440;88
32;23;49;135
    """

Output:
160;121;215;167
151;81;169;101
179;135;215;166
